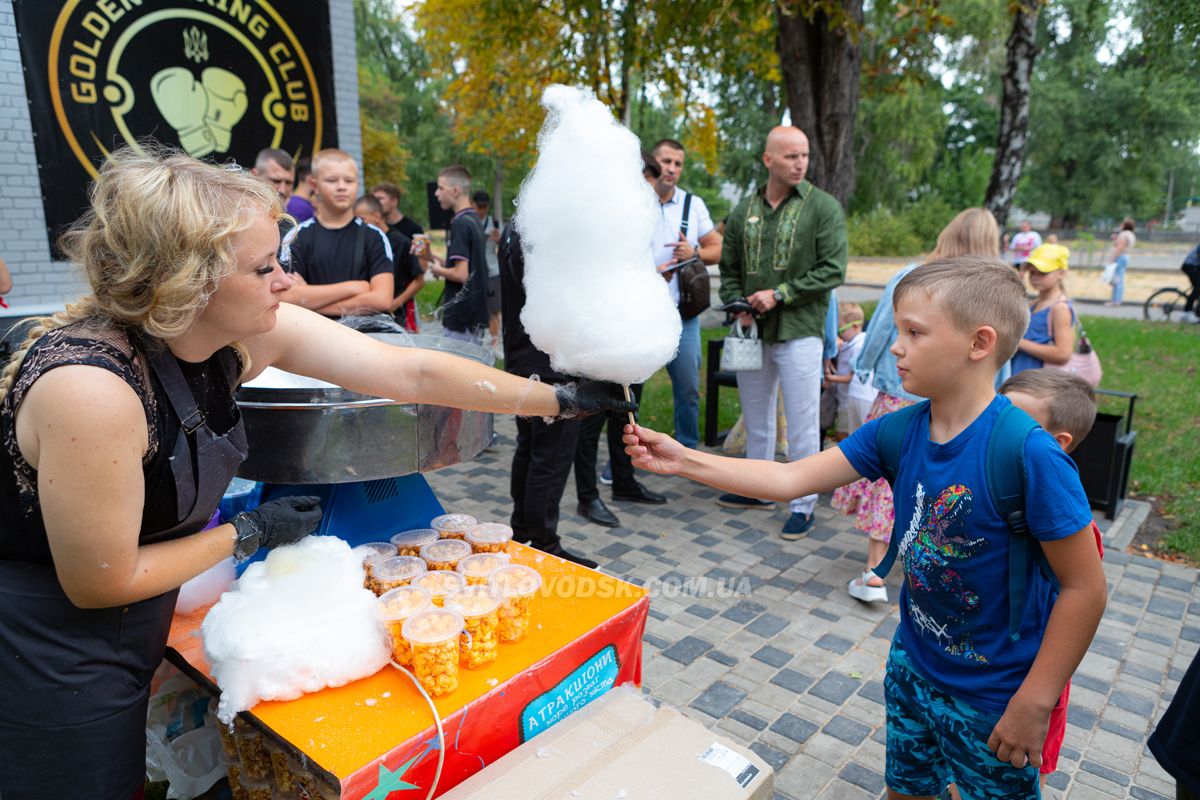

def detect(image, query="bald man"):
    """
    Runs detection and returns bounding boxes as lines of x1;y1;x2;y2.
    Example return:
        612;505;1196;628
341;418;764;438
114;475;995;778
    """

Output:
716;126;848;538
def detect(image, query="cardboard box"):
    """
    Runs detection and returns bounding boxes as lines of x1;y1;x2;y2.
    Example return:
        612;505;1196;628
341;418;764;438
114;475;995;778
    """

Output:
440;686;774;800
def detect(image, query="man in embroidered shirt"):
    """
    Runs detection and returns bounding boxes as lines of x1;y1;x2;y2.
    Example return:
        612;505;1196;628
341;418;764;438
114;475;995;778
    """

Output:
651;139;723;449
717;126;847;537
416;165;489;342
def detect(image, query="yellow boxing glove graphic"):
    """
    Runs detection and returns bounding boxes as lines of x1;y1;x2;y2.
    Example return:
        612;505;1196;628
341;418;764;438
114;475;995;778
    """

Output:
200;67;248;153
150;66;215;158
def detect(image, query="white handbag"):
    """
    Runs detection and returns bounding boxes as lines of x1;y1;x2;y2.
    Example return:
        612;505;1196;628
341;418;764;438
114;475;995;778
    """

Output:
720;319;762;371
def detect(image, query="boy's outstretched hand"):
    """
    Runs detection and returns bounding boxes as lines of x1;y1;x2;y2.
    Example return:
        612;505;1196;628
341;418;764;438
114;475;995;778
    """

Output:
623;424;687;475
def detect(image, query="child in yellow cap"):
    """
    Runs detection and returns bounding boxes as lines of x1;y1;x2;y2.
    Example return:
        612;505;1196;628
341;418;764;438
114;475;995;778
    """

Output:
1012;243;1076;375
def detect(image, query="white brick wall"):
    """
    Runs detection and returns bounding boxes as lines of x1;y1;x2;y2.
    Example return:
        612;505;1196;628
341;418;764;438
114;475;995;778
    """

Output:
0;2;360;315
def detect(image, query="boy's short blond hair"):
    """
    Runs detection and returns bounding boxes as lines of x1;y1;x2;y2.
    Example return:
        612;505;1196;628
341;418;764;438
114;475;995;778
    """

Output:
311;148;357;178
999;370;1097;452
894;256;1029;364
838;301;864;326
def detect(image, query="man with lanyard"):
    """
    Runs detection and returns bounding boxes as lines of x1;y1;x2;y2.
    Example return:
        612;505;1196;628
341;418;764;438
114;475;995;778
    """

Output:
651;138;723;449
717;126;847;538
417;165;490;343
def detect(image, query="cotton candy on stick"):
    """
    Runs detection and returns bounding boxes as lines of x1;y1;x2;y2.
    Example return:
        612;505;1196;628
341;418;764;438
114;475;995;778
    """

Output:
515;85;681;415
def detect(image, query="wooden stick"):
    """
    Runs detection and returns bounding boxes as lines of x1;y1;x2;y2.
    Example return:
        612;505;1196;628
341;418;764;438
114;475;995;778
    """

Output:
622;384;636;428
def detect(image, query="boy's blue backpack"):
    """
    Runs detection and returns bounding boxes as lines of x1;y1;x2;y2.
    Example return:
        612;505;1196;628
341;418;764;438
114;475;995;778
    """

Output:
869;400;1060;641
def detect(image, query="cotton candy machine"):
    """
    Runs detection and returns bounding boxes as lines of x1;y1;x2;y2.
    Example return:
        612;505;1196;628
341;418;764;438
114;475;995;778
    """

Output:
234;333;495;549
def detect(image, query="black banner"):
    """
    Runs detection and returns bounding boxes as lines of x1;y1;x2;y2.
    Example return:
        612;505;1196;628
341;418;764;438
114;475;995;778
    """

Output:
14;0;338;243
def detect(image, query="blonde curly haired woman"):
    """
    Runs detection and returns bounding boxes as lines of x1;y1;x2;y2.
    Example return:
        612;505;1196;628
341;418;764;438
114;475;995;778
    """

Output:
0;147;630;799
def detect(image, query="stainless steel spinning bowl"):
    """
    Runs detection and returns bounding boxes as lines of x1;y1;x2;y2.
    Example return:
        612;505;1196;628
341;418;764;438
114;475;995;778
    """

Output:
235;333;496;484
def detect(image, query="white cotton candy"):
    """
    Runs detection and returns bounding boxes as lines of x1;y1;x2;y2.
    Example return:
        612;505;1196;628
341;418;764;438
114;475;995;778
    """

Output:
516;85;681;385
202;536;390;723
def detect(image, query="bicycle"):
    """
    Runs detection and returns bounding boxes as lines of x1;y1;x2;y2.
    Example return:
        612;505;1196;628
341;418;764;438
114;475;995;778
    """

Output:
1142;286;1192;322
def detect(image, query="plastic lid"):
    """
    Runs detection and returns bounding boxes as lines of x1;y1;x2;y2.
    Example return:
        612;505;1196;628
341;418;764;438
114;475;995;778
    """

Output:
420;538;472;564
444;585;502;618
401;607;465;644
371;555;427;583
456;551;512;579
489;564;543;598
352;542;395;564
414;570;467;598
376;585;432;621
430;513;477;533
390;528;440;550
465;522;514;547
239;770;272;789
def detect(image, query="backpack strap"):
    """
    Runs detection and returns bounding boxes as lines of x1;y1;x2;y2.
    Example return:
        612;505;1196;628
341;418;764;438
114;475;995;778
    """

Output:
986;402;1058;640
869;401;930;581
352;219;368;277
679;191;692;237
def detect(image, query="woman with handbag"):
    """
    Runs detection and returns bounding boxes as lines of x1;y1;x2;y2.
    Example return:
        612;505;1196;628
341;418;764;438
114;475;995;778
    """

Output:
1012;243;1080;375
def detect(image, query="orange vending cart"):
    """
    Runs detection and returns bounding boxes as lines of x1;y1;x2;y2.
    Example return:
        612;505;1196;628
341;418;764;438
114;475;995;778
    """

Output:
166;545;648;799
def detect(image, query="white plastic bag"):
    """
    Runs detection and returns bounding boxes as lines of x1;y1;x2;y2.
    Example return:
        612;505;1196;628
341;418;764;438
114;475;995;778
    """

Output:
145;664;227;799
1101;261;1118;284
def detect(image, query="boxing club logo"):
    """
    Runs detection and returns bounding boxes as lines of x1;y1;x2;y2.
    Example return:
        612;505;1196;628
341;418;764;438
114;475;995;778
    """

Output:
47;0;325;174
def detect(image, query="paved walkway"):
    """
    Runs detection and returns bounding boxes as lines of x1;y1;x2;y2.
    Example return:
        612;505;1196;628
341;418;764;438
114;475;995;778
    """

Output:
425;415;1196;799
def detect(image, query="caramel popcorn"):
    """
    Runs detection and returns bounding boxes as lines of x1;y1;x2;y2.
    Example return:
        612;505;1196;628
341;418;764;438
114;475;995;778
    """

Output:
355;542;397;590
465;522;514;554
269;746;296;793
489;564;542;644
419;538;472;571
403;608;465;697
238;772;272;800
370;555;427;595
456;552;512;586
227;765;247;800
390;528;439;557
430;513;477;540
234;724;271;782
207;708;237;759
377;585;432;667
413;570;467;606
445;586;502;669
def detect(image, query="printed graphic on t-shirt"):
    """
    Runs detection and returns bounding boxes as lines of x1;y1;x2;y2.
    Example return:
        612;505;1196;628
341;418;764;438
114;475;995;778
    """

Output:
899;481;988;665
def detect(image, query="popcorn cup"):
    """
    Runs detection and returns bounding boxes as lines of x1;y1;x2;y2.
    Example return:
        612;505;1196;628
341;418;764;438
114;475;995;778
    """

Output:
234;717;271;782
430;513;477;540
267;741;298;794
376;585;432;668
238;771;273;800
227;764;248;800
390;527;440;557
369;555;427;595
419;538;472;571
465;522;514;554
413;569;467;606
402;607;465;697
456;551;512;586
354;542;398;590
444;585;502;669
206;707;237;760
488;564;543;643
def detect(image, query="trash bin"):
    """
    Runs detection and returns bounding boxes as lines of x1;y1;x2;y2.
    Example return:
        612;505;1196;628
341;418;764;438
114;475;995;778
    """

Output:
1069;389;1137;520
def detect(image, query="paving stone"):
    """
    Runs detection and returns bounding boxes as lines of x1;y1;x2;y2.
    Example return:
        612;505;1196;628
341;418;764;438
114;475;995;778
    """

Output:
1098;719;1145;741
695;533;721;547
661;635;713;665
857;680;886;706
770;712;820;744
799;579;837;598
1181;625;1200;644
823;715;871;745
1080;760;1132;787
644;632;670;649
748;740;791;772
685;603;718;620
809;672;861;705
729;708;769;731
814;633;855;654
706;649;739;667
771;668;815;694
753;645;793;668
597;541;634;559
1089;636;1126;660
811;608;840;622
1109;689;1155;717
722;600;766;623
838;763;886;795
747;613;790;637
690;682;746;718
1072;673;1110;694
1068;705;1099;730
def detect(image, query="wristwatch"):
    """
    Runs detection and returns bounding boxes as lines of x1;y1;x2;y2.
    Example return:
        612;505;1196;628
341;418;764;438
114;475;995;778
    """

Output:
231;512;263;562
772;288;784;304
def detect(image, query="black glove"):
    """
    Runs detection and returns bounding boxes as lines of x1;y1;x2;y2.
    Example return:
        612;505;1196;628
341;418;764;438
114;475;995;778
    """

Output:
231;495;323;562
553;381;638;419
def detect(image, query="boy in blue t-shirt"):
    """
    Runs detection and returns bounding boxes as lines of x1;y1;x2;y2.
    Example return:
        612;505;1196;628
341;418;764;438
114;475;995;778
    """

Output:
623;256;1107;799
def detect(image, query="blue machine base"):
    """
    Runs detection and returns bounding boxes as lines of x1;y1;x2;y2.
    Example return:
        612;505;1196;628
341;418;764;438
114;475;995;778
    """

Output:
237;473;447;572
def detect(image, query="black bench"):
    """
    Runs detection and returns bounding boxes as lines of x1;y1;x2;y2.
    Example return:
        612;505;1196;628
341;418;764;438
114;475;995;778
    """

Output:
704;338;738;446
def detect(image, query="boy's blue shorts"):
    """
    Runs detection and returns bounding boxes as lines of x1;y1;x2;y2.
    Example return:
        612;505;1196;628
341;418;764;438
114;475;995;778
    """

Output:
885;639;1041;799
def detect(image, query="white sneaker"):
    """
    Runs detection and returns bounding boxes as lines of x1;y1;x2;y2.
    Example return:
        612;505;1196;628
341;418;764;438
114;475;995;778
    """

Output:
848;572;888;603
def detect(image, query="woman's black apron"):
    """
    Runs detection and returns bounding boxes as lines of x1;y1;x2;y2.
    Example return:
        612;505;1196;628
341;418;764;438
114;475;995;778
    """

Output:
0;340;248;799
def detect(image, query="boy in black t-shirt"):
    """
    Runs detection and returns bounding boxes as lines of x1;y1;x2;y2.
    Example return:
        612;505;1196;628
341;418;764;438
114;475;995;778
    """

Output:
280;149;394;318
370;182;425;241
416;165;489;341
354;195;425;331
